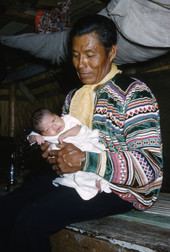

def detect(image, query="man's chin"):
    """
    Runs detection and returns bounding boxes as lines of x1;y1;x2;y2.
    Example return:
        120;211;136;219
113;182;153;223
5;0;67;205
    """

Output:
80;78;94;85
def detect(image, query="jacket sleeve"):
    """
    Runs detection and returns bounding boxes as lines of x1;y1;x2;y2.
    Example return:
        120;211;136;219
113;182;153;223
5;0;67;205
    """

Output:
82;82;163;189
61;89;78;116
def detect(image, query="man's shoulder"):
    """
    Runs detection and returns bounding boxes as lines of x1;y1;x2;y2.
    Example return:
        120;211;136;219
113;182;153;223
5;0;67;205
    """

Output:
68;88;78;99
112;73;134;92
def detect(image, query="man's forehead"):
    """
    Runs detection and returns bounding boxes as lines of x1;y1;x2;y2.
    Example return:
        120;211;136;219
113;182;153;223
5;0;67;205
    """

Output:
72;33;100;51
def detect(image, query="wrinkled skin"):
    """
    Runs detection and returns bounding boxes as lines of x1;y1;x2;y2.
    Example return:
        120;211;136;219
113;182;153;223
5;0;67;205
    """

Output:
41;142;85;175
41;32;117;174
72;32;117;85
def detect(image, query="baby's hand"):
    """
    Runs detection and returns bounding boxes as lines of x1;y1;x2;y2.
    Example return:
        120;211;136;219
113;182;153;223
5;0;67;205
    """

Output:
35;135;44;145
28;135;37;144
58;133;66;144
28;135;44;145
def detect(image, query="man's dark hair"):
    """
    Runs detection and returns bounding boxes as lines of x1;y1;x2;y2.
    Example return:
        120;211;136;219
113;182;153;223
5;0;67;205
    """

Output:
31;108;53;134
70;14;117;55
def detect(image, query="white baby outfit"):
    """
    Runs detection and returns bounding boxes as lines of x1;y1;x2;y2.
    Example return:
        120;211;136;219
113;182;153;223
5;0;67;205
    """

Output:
28;114;111;200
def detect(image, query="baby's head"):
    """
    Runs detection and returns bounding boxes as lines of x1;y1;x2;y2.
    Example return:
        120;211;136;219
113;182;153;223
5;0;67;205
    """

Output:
31;108;65;136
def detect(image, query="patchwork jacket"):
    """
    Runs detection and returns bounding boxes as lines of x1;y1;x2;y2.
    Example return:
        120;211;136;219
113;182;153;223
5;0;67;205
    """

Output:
62;73;163;210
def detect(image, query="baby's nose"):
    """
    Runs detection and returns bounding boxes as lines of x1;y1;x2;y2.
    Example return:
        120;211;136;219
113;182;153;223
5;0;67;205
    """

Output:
52;125;58;131
52;125;57;130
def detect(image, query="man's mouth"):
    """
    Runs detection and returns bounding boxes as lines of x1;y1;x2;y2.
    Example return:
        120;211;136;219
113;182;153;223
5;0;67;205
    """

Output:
78;72;91;78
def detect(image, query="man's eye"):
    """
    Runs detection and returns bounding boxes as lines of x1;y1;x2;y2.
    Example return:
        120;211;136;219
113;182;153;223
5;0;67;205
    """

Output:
73;53;79;58
87;54;95;58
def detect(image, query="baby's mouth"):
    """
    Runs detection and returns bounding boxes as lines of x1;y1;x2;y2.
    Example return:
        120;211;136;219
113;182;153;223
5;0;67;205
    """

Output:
56;126;62;134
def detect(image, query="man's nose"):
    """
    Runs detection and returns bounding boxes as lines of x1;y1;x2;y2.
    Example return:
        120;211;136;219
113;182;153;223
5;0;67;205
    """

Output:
77;55;86;68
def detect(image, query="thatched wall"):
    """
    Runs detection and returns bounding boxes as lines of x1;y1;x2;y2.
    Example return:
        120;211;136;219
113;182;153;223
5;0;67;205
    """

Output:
0;71;66;144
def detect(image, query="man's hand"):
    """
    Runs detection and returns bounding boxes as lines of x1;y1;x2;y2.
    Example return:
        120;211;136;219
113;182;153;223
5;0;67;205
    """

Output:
40;142;85;175
40;141;53;159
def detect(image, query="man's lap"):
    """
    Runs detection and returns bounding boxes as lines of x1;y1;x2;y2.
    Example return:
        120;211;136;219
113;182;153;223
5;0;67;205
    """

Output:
0;173;133;233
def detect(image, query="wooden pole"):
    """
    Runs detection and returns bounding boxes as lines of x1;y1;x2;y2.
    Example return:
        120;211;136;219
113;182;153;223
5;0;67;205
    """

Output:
9;83;16;138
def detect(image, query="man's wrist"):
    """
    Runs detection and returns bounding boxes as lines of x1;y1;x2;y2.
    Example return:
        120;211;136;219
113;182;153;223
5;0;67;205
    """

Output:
81;152;85;168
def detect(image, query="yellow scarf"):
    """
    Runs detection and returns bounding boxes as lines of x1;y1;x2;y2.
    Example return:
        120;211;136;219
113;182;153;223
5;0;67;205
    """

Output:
69;63;121;129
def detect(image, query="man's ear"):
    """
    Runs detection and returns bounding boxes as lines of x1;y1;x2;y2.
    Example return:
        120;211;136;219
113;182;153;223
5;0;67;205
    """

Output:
109;44;118;62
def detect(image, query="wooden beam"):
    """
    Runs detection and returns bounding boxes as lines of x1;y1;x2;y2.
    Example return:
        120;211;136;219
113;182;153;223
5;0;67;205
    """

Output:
4;5;37;25
121;52;170;75
27;76;59;89
6;64;49;83
0;21;30;36
35;88;61;99
18;82;36;104
0;95;9;100
35;0;62;9
9;82;16;137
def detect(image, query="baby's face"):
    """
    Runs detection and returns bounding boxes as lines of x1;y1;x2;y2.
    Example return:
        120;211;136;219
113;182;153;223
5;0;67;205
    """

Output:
40;114;65;136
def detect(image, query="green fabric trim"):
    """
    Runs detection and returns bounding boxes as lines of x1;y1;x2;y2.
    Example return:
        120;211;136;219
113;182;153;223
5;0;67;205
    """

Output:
82;152;102;175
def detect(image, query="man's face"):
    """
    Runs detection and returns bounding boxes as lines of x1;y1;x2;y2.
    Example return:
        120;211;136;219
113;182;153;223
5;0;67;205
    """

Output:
39;114;65;136
72;32;117;85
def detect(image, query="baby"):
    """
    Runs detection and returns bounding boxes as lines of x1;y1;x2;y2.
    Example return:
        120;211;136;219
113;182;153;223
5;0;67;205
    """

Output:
28;107;105;153
28;108;111;200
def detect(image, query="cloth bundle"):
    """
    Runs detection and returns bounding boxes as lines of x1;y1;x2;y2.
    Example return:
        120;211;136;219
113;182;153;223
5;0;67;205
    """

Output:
1;0;170;65
35;0;71;34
